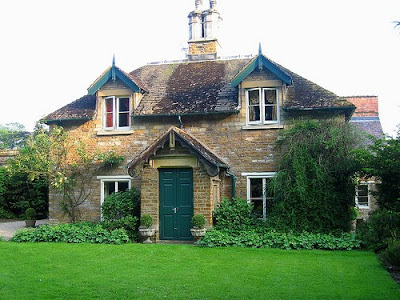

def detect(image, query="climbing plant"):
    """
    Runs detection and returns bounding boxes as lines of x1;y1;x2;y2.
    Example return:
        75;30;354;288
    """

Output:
268;118;362;233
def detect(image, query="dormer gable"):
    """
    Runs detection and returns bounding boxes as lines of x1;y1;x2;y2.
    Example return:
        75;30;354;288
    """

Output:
87;58;146;95
231;46;292;87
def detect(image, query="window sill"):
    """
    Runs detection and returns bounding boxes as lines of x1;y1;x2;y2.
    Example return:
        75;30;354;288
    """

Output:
97;130;134;136
357;206;370;210
242;124;284;130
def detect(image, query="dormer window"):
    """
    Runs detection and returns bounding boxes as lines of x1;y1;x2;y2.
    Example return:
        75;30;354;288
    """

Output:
103;96;130;130
246;88;280;125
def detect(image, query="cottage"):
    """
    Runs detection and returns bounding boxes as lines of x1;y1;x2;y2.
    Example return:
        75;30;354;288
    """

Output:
44;0;355;240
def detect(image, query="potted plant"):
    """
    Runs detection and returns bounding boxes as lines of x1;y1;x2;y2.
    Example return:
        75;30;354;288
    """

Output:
190;214;206;241
138;214;156;243
25;208;36;228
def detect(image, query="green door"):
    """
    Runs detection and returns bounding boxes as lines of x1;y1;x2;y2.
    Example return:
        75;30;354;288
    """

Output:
159;168;193;240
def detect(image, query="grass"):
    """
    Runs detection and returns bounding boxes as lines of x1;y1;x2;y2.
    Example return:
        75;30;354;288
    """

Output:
0;243;398;299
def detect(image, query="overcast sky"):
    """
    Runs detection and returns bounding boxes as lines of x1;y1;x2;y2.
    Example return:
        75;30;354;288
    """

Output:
0;0;399;136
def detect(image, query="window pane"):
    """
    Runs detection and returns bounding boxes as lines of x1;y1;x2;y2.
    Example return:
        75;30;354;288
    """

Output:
250;178;263;198
118;181;129;192
264;90;277;104
265;106;277;121
249;106;260;122
106;98;114;112
119;112;129;127
357;185;368;197
251;200;263;218
248;90;260;105
119;98;129;112
104;181;116;198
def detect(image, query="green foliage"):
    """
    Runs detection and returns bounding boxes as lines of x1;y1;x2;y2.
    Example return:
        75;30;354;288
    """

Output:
356;131;400;212
268;118;360;233
213;198;257;231
356;209;400;252
0;166;48;219
101;189;140;240
99;151;125;168
101;189;140;221
0;123;29;149
11;223;130;244
192;214;206;229
197;228;361;250
379;239;400;270
25;208;36;220
350;207;358;220
140;214;153;228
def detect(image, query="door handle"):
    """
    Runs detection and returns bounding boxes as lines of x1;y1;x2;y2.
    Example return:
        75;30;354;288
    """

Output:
172;207;177;213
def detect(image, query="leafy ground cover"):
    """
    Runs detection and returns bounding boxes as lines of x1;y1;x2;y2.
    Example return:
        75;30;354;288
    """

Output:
0;243;398;299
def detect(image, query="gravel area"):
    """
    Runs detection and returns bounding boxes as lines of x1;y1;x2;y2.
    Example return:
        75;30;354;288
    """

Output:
0;219;48;240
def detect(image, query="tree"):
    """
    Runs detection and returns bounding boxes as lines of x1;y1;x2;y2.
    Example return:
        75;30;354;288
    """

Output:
6;125;124;221
0;123;30;149
268;118;362;233
356;127;400;212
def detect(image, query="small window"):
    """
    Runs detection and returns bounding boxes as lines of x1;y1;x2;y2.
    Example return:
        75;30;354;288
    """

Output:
245;173;275;220
356;184;369;208
246;88;279;125
103;96;131;130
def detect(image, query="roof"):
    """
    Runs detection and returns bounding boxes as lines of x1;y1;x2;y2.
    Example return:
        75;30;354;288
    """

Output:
43;95;96;124
44;55;355;123
350;116;385;139
131;59;249;116
127;126;229;177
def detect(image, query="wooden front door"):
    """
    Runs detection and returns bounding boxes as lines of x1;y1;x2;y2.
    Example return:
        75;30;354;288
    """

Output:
159;168;193;240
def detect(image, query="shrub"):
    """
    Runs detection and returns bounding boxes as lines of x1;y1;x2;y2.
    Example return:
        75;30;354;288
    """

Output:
11;223;130;244
379;239;400;270
25;208;36;220
101;216;138;241
101;189;140;240
0;207;15;219
140;214;153;228
102;189;140;221
192;214;206;229
213;198;257;231
356;209;400;252
197;228;361;250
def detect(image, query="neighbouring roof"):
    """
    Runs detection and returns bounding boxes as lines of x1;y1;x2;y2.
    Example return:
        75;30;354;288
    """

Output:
43;95;96;124
350;116;385;139
127;126;229;177
44;54;355;123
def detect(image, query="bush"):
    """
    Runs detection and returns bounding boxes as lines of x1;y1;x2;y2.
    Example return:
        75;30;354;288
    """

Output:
192;214;206;229
101;189;140;240
356;209;400;252
213;198;257;231
0;207;15;219
197;228;361;250
140;214;153;228
379;240;400;270
11;223;130;244
102;189;140;221
25;208;36;220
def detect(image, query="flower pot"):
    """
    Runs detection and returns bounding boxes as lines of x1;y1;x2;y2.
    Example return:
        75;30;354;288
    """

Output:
190;228;206;241
139;228;156;244
25;220;36;228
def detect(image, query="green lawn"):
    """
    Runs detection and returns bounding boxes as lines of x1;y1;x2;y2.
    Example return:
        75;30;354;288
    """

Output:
0;243;398;299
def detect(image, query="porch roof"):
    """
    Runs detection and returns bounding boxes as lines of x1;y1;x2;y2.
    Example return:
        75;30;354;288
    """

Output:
127;127;229;177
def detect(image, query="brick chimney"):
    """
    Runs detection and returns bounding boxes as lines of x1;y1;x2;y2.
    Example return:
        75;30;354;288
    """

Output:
188;0;222;61
346;96;379;117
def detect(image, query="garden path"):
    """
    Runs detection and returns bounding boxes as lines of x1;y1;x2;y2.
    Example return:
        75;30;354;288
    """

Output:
0;219;48;240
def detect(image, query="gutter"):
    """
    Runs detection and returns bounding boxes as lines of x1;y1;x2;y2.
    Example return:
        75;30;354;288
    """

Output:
42;117;93;125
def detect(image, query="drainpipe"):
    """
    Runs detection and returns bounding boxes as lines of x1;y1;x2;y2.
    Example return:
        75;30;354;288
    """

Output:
226;169;236;198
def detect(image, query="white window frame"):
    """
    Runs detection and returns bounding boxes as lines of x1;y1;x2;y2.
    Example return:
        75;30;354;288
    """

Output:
103;96;131;130
355;181;372;209
243;172;276;220
246;88;280;125
98;176;132;209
